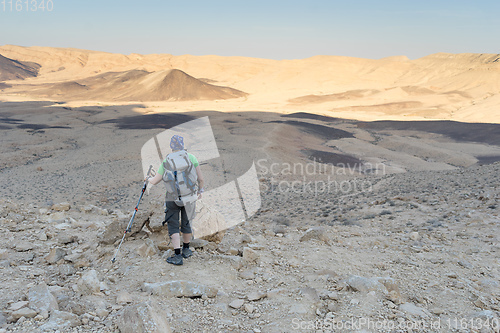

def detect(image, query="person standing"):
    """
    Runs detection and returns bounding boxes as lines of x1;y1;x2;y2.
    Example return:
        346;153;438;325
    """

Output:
147;135;205;265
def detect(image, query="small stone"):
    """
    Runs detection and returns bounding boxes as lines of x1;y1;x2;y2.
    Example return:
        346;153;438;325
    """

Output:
74;258;91;268
12;307;37;320
100;281;109;292
299;227;329;243
96;308;109;318
239;268;256;280
14;241;34;252
229;299;244;309
59;264;76;276
346;275;387;294
51;202;71;211
45;248;66;264
77;269;101;295
247;291;266;301
244;303;254;313
431;308;445;315
0;249;8;260
38;232;48;241
64;253;82;263
240;233;254;244
58;234;78;244
227;247;239;256
190;239;209;249
136;239;158;257
474;297;489;309
327;291;339;301
328;302;339;312
458;260;473;269
445;272;458;279
242;247;259;265
9;301;29;312
116;291;133;304
399;303;430;318
409;232;420;241
39;310;81;330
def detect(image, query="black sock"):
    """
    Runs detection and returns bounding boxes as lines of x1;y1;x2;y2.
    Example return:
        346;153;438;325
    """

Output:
183;242;190;249
174;248;181;255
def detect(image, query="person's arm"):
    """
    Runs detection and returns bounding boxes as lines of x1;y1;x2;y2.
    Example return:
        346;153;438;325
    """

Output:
196;165;205;198
147;172;162;185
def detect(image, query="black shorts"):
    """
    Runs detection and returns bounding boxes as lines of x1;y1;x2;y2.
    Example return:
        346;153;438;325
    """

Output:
164;201;194;236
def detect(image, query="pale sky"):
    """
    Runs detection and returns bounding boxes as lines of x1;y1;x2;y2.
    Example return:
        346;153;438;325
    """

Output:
1;0;499;60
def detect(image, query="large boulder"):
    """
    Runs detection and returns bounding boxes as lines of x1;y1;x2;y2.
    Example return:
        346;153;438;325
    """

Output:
28;282;59;318
98;211;152;245
117;301;171;333
191;200;226;242
147;210;165;233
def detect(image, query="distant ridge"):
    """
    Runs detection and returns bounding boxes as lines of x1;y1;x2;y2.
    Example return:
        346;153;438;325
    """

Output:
0;53;40;81
1;45;499;122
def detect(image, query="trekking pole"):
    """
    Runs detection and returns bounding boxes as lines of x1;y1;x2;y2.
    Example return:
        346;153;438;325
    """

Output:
111;165;153;263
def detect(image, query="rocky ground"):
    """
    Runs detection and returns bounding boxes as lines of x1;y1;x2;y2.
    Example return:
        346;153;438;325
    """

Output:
1;104;500;332
0;160;499;333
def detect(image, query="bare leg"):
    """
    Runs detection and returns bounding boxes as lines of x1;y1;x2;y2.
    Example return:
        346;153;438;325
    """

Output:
182;233;192;244
171;233;181;249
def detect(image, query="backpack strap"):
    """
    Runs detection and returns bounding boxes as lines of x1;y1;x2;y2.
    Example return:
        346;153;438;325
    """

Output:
182;154;197;193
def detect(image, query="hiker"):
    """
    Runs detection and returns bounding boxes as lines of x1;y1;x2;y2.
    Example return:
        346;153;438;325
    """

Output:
146;134;205;265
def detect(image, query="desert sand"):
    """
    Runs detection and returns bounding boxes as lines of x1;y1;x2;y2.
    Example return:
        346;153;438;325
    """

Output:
0;46;499;332
1;45;500;122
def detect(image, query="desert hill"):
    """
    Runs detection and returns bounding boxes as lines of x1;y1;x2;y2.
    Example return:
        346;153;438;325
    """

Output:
30;69;247;102
0;45;499;122
0;53;40;81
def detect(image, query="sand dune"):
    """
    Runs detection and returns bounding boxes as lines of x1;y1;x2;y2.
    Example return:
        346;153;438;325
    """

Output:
0;45;499;122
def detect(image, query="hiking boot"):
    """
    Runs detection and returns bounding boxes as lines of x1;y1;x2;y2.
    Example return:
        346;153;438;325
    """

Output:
182;247;193;258
166;254;183;265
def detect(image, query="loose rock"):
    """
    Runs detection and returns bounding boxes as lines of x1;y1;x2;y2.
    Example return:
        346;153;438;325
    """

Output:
45;248;66;264
399;302;431;318
11;308;37;320
40;310;80;330
117;301;171;333
229;299;245;309
116;291;133;304
28;282;59;317
51;202;71;211
142;280;218;298
299;227;329;243
77;269;101;295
